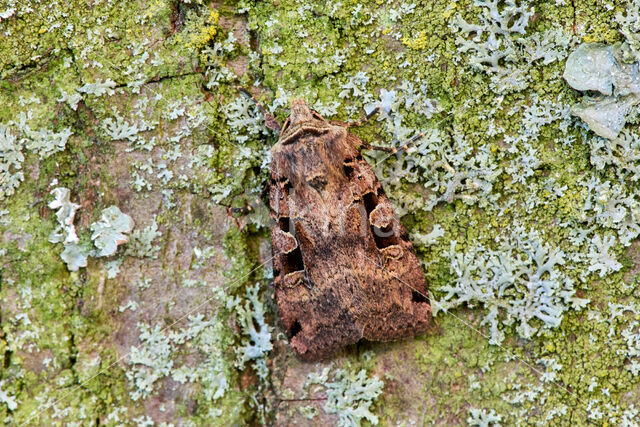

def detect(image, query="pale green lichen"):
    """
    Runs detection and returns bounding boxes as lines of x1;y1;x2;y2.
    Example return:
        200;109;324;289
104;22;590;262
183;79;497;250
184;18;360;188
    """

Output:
77;79;117;97
48;190;140;270
0;125;23;199
305;366;384;427
0;381;17;412
124;218;161;258
232;283;273;378
47;187;89;271
617;0;640;62
126;314;232;404
59;242;89;271
564;42;640;139
467;407;502;427
48;187;80;245
0;114;73;201
438;226;590;344
90;206;134;257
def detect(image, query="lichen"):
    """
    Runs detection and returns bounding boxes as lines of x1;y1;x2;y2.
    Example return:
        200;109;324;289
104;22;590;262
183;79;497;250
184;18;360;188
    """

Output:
467;407;502;426
0;125;24;199
564;42;640;139
124;218;161;258
438;225;589;344
305;366;384;427
90;206;134;257
48;187;81;245
47;187;89;271
231;283;273;382
4;0;640;424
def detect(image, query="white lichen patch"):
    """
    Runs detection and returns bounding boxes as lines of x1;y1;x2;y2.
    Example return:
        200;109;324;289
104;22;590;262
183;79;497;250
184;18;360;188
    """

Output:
90;206;134;257
467;407;502;427
47;192;141;270
48;187;81;245
126;314;230;404
305;366;384;426
450;0;571;94
125;218;161;258
228;283;273;382
439;226;589;344
0;380;18;411
77;78;117;97
1;114;73;201
564;42;640;139
0;125;24;200
47;187;89;271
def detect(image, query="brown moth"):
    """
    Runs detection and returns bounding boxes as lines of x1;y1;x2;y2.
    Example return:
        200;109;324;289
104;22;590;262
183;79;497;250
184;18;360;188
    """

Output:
268;98;431;361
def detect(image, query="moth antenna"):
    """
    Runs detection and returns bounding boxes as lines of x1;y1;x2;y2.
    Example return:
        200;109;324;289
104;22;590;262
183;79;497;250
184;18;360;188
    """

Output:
236;86;282;132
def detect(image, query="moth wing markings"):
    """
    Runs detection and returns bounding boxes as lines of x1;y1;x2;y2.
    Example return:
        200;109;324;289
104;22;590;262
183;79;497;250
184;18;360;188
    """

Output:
308;133;432;347
344;153;404;252
342;152;432;341
273;138;371;359
337;133;429;293
272;120;431;358
288;201;365;359
269;146;335;353
269;153;306;295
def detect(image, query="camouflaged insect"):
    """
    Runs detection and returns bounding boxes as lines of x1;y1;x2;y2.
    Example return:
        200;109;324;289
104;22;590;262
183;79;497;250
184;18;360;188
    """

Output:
267;98;432;361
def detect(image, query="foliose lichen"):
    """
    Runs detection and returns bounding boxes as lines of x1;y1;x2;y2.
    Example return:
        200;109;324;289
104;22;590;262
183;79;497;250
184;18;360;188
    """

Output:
305;366;385;427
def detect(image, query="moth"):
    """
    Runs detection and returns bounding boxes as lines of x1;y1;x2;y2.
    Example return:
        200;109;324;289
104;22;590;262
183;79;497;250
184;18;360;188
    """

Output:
240;92;432;360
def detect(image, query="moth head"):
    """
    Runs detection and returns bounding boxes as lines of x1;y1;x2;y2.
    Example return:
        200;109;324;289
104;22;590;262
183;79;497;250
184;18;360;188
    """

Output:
289;98;314;126
279;99;329;144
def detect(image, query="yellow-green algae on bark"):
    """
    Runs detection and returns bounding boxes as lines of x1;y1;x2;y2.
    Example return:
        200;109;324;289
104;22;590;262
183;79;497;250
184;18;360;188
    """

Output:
2;0;640;425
